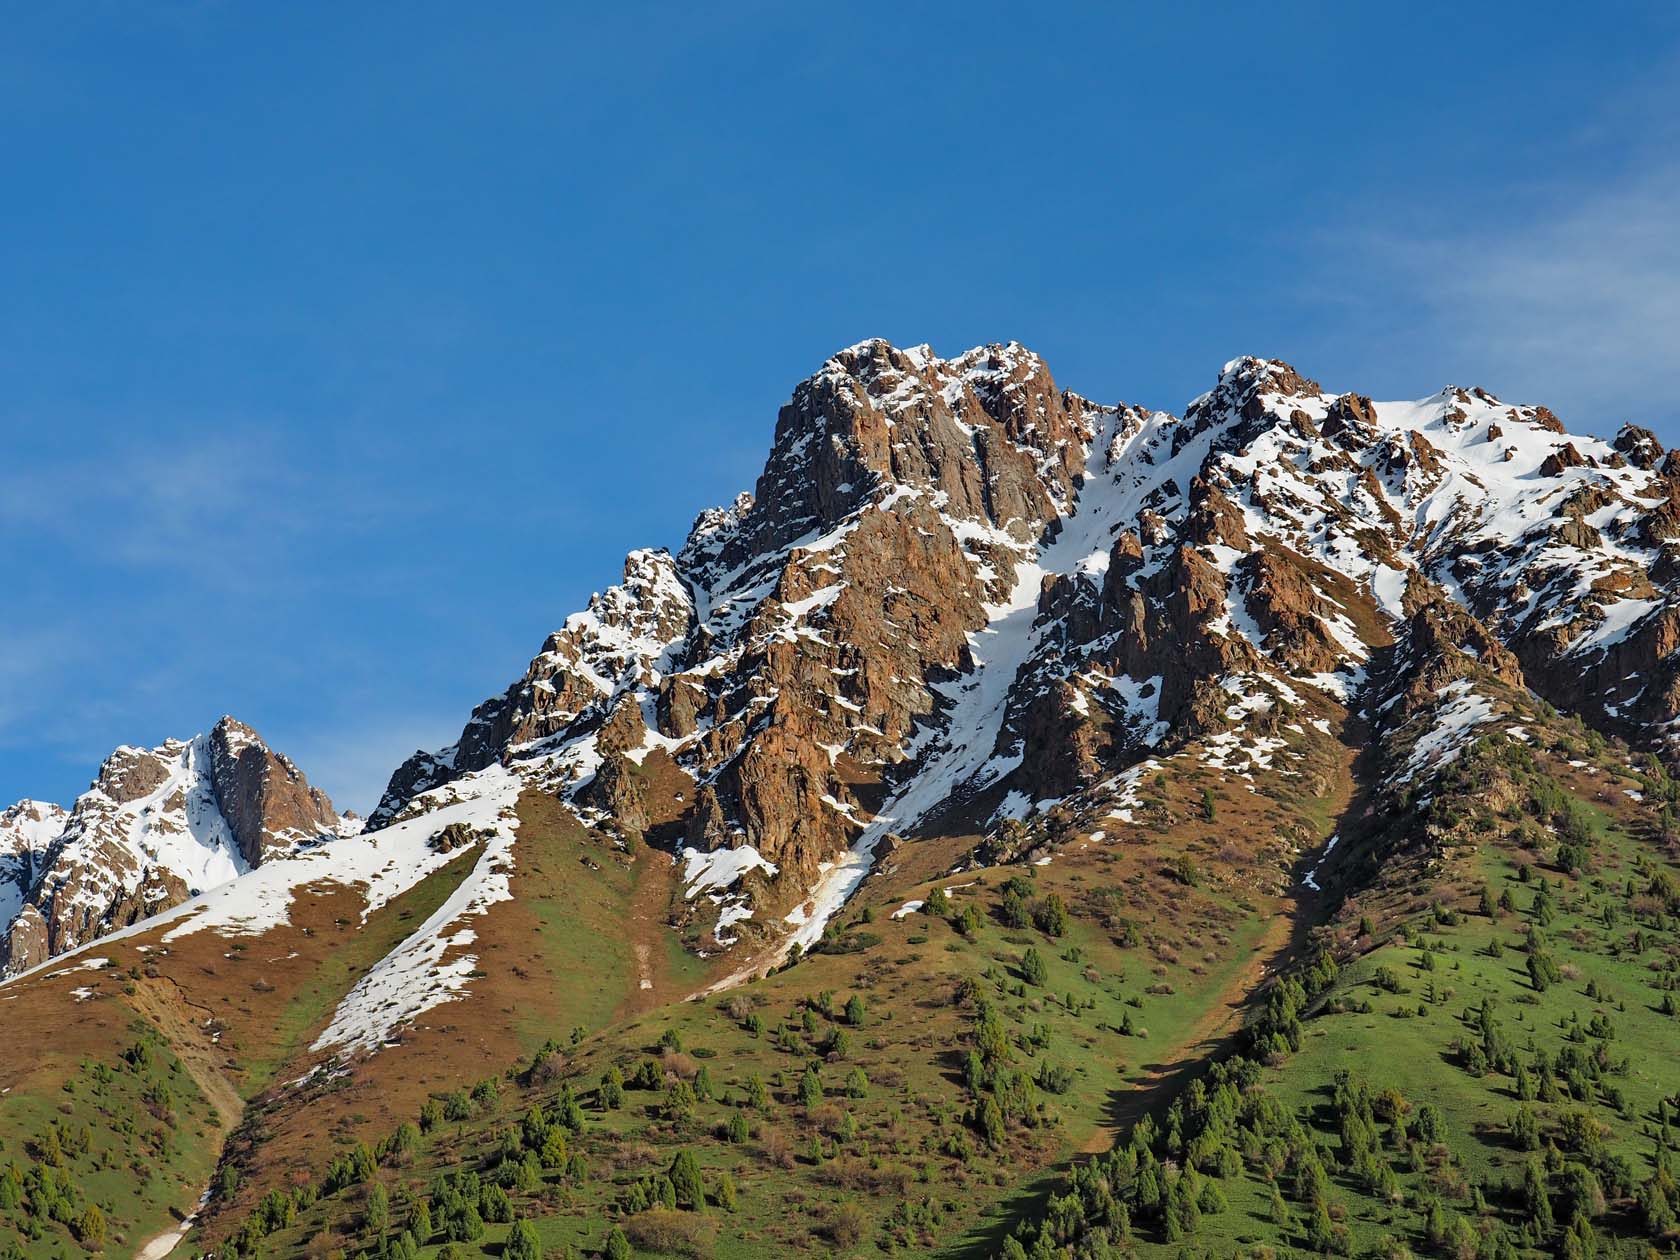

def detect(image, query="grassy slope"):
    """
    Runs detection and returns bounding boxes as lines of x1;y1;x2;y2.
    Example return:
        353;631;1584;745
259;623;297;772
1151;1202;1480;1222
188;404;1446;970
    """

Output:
1072;722;1680;1260
1188;791;1679;1258
136;691;1356;1260
0;1026;220;1260
241;850;485;1091
193;788;726;1252
205;826;1301;1260
0;848;486;1259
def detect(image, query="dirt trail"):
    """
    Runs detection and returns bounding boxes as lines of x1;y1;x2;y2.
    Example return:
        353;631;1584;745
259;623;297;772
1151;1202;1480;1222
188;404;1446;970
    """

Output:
1076;732;1360;1155
619;847;685;1018
135;1207;200;1260
126;979;241;1260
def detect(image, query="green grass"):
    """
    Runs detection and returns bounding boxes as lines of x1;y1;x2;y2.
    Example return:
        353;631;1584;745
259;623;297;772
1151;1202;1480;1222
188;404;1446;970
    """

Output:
1113;755;1680;1258
495;801;705;1054
202;849;1287;1260
0;1026;221;1259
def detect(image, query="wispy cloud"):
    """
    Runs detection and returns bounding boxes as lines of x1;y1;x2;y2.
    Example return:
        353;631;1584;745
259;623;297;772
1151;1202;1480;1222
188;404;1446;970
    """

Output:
0;423;429;804
0;427;401;590
1301;54;1680;436
1328;165;1680;430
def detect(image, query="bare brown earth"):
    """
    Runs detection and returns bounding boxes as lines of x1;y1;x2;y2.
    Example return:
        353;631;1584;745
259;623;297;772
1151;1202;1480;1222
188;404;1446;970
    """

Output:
196;782;738;1242
128;976;244;1129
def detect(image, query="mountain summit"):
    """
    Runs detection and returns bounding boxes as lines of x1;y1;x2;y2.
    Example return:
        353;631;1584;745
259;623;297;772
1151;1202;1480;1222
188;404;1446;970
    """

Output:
366;341;1679;958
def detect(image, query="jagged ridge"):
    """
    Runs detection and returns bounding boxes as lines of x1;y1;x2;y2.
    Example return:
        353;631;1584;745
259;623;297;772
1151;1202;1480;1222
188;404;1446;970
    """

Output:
363;341;1680;966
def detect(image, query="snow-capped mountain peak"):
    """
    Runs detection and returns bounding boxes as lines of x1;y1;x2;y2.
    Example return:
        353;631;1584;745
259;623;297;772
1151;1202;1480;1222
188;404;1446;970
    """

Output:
0;716;339;975
19;341;1680;1030
361;342;1680;975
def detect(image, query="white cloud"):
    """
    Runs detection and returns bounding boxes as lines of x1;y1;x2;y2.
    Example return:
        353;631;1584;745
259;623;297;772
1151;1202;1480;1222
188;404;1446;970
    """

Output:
0;427;408;594
1297;50;1680;436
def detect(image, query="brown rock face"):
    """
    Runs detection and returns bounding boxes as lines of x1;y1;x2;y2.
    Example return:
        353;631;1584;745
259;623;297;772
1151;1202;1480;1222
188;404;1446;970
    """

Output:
685;496;994;878
1184;476;1250;549
1614;424;1664;470
1552;518;1604;551
1015;681;1105;799
374;548;693;824
1393;600;1526;718
1241;549;1354;675
1539;442;1587;476
580;703;653;837
1321;394;1379;448
1083;543;1263;739
209;717;338;866
1638;494;1680;547
711;340;1091;573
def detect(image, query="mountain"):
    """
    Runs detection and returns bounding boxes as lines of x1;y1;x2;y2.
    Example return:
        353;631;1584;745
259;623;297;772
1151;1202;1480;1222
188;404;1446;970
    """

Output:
0;715;345;975
3;341;1680;1260
371;340;1678;959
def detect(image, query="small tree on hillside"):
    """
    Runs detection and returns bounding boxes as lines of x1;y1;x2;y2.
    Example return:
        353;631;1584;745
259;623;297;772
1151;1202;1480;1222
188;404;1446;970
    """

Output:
714;1170;738;1212
504;1219;541;1260
77;1204;106;1251
727;1110;750;1143
600;1065;625;1109
799;1068;823;1110
669;1149;705;1210
1033;894;1070;938
1021;947;1048;987
365;1184;390;1237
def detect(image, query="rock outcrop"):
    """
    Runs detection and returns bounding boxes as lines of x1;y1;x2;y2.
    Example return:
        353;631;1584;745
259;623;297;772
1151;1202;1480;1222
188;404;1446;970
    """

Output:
209;717;339;866
0;800;68;948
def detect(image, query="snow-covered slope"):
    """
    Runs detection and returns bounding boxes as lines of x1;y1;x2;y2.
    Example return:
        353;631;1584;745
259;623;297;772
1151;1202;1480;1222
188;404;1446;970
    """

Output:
0;800;68;938
5;764;520;1063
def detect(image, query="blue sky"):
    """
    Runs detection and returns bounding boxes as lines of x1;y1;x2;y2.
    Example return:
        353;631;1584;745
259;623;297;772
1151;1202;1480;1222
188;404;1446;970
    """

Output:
4;3;1678;814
